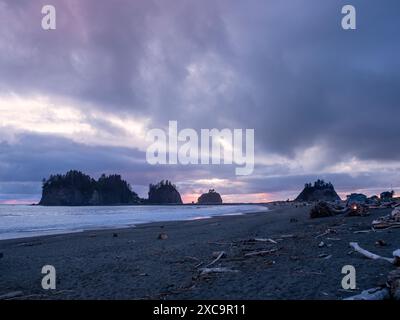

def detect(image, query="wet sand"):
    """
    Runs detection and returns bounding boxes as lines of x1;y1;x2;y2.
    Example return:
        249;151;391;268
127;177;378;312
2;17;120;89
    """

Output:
0;204;398;300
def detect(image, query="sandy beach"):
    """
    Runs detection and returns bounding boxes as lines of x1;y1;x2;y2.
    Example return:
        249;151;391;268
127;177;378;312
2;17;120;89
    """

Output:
0;204;397;300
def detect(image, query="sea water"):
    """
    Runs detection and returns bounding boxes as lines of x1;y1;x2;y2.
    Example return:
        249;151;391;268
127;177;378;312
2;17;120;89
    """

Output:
0;204;268;240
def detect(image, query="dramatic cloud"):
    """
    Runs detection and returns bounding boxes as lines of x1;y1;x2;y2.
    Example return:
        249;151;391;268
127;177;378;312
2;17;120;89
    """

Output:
1;0;400;202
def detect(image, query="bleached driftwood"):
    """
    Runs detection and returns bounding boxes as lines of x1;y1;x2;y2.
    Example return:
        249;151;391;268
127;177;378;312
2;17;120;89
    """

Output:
393;249;400;266
372;208;400;230
205;251;226;267
253;238;277;244
353;230;373;234
344;287;390;300
349;242;399;265
199;267;239;275
244;248;278;257
0;291;24;300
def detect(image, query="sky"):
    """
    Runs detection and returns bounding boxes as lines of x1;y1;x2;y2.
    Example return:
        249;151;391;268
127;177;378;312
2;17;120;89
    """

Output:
1;0;400;204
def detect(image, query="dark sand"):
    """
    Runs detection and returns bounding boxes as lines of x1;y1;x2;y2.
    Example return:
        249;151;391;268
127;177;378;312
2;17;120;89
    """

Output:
0;204;398;300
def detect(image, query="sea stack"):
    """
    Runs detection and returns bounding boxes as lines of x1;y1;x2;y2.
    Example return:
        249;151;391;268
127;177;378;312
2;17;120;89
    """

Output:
39;170;141;206
148;180;183;204
197;189;223;204
295;179;341;202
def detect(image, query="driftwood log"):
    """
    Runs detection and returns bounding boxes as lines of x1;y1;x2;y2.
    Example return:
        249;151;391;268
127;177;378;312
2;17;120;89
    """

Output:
372;207;400;230
344;287;390;300
387;268;400;300
199;267;239;275
349;242;400;266
310;201;348;219
345;268;400;300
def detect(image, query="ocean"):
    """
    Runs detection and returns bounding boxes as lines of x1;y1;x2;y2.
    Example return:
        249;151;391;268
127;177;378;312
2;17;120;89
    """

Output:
0;204;268;240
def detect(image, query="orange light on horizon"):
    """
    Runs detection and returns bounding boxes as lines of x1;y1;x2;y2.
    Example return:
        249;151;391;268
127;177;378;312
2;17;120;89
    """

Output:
182;193;202;204
0;199;38;205
181;192;274;204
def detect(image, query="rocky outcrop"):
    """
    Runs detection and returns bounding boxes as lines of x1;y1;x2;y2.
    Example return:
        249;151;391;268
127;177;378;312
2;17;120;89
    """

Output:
148;180;182;204
39;170;141;206
197;189;223;204
295;179;341;202
381;191;395;201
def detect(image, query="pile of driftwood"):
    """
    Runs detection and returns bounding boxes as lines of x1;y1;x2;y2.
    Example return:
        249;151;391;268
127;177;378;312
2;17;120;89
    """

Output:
372;206;400;230
369;202;399;209
345;242;400;300
310;201;368;219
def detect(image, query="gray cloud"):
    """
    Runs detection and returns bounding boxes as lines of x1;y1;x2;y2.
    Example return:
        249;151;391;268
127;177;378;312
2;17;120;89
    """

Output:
1;0;400;201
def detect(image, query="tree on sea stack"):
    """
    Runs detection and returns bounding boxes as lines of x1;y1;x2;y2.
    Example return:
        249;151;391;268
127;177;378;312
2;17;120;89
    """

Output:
197;189;223;204
295;179;341;202
148;180;183;204
39;170;141;206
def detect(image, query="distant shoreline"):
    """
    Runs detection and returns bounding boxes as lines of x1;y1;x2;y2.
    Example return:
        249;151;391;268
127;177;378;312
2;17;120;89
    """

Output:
0;204;269;241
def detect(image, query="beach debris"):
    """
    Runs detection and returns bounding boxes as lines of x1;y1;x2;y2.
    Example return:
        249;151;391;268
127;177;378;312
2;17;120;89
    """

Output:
0;252;3;259
310;201;336;219
208;241;234;246
375;240;387;247
310;201;347;219
295;270;325;276
349;242;400;265
265;260;276;266
395;250;400;266
353;229;373;234
252;238;277;244
344;287;390;300
244;248;278;257
347;203;369;217
158;232;168;240
205;251;226;267
387;268;400;300
372;207;400;230
318;253;332;259
184;256;201;262
346;268;400;300
318;241;326;248
16;241;42;247
199;267;239;275
184;256;203;267
310;200;370;219
280;234;295;239
315;228;337;238
290;218;298;223
0;291;24;300
212;251;226;258
113;233;118;238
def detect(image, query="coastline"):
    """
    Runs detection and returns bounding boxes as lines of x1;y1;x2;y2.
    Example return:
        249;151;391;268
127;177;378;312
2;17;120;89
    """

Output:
0;204;269;241
0;204;397;300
